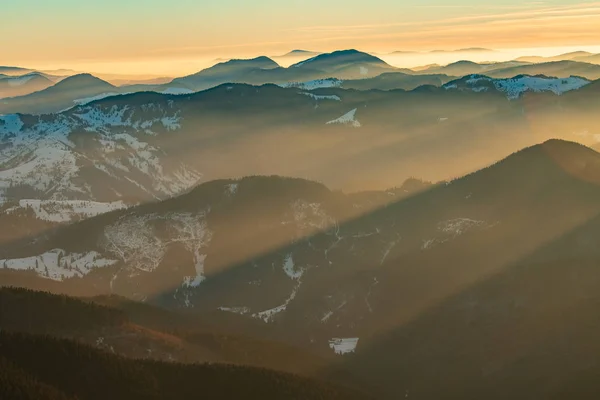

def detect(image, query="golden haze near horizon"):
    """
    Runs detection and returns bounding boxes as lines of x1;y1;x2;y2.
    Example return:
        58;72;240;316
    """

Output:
2;0;600;77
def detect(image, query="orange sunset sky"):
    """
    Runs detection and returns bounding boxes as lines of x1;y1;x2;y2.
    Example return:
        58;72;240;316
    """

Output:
2;0;600;76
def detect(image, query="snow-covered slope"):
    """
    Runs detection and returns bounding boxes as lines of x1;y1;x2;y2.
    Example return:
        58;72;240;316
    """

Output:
0;101;201;203
0;249;118;281
444;74;591;99
326;109;361;127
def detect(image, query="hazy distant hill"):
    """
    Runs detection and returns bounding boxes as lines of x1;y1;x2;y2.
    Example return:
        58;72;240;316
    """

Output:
274;50;322;59
516;51;594;63
0;73;118;114
574;53;600;64
412;59;600;80
0;73;54;98
340;71;454;91
280;50;321;57
486;60;600;80
169;50;400;91
0;66;34;76
414;60;531;76
290;49;397;79
171;56;282;90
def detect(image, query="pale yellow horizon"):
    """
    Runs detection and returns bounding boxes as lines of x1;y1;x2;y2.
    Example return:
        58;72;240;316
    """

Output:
2;0;600;77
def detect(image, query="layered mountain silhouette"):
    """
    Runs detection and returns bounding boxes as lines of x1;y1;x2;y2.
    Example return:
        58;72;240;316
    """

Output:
416;60;530;76
170;50;398;91
3;50;600;116
0;66;34;76
1;75;599;221
171;56;281;90
5;37;600;400
516;51;598;64
0;72;54;98
0;73;117;114
289;49;397;78
484;60;600;80
414;59;600;80
4;140;600;398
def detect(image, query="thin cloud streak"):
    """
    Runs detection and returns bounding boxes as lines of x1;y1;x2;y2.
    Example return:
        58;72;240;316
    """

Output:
292;2;600;34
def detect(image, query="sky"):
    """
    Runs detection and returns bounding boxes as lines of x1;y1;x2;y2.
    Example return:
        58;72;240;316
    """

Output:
2;0;600;76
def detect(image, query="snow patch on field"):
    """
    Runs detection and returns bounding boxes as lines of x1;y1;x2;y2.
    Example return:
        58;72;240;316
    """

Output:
226;183;238;195
445;75;590;99
329;338;359;355
253;280;302;323
326;109;361;127
0;249;118;281
282;253;303;280
438;218;486;236
218;306;250;315
422;239;436;250
182;253;207;287
171;212;212;287
300;92;341;101
0;114;24;134
102;211;212;277
494;76;589;99
280;78;342;90
321;311;333;323
380;236;401;265
291;200;334;232
103;214;164;272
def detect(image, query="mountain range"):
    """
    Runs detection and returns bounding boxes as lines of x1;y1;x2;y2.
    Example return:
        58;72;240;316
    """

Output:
0;72;55;98
516;50;600;64
1;71;599;210
4;49;600;116
0;74;118;114
412;59;600;79
4;46;600;400
4;139;600;398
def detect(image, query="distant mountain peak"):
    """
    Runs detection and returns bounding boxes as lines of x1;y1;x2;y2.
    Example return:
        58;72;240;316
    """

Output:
220;56;278;67
535;138;600;158
457;47;494;52
276;50;322;58
291;49;390;69
429;48;494;53
60;73;107;82
54;73;114;89
448;60;481;66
